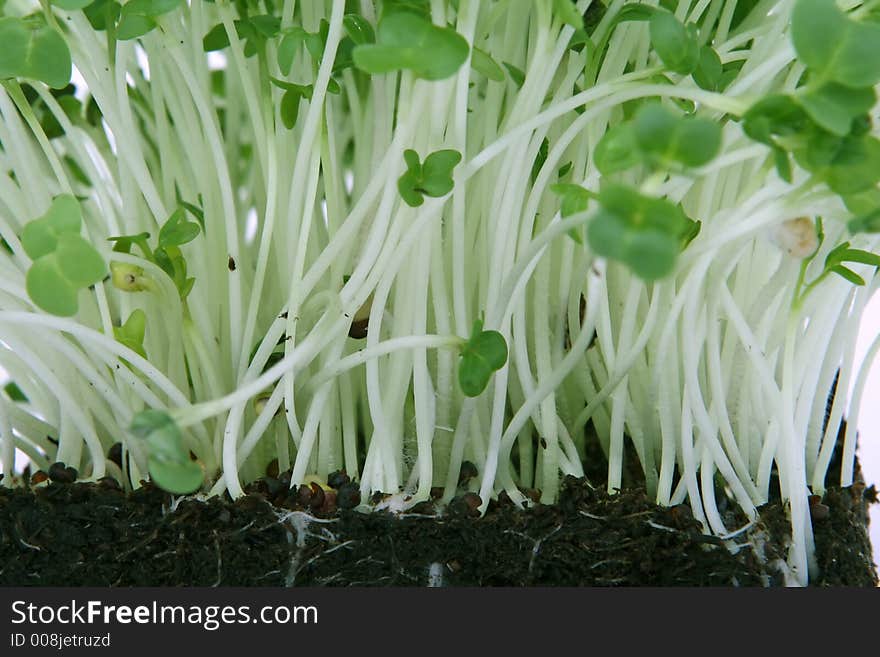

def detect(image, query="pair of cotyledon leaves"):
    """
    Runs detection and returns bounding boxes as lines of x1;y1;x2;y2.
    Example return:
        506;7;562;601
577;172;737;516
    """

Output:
21;195;106;317
743;0;880;189
606;4;725;91
130;409;203;495
397;149;462;207
352;11;469;81
595;103;722;175
579;103;717;280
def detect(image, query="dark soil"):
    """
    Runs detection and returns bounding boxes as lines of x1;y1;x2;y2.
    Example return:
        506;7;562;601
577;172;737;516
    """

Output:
0;472;875;586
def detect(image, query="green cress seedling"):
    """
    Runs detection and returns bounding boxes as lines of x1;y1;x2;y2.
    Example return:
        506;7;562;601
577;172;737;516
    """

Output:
0;16;71;89
2;0;880;585
20;195;106;316
108;206;202;301
397;149;462;207
113;309;148;361
352;11;469;80
130;409;203;495
458;320;508;398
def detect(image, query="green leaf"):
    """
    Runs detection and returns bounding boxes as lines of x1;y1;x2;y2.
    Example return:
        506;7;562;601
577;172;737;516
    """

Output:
108;231;151;255
503;62;525;89
397;148;461;205
51;0;95;9
837;248;880;268
147;456;203;495
550;183;592;244
553;0;584;29
116;14;157;41
398;171;424;207
649;10;699;75
633;103;721;168
21;195;83;260
114;308;147;359
773;147;793;183
249;15;281;38
848;207;880;233
692;45;722;91
458;319;508;397
43;195;83;234
620;229;680;280
352;12;469;81
613;4;658;24
55;233;106;287
21;220;58;261
130;409;203;494
843;188;880;216
125;0;181;14
550;183;592;218
791;0;880;88
203;23;230;51
403;149;421;174
343;14;375;45
0;18;72;89
594;123;639;174
796;83;876;137
26;255;79;316
587;184;688;280
3;381;28;402
130;408;180;450
679;218;702;248
829;264;865;286
158;208;200;247
742;94;808;146
280;88;302;129
84;0;121;31
422;149;462;182
823;135;880;194
471;46;504;82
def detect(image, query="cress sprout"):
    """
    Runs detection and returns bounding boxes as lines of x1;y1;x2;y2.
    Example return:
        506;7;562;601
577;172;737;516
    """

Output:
0;0;879;586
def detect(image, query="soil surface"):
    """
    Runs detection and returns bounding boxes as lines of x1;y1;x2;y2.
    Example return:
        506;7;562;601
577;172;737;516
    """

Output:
0;471;875;586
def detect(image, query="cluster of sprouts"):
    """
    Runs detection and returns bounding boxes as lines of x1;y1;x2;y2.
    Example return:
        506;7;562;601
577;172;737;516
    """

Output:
1;0;880;585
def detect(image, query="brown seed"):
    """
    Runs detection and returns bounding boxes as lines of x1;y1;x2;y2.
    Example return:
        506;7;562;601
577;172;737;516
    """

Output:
228;255;236;271
48;462;77;484
296;484;313;508
524;488;541;504
30;471;49;485
337;482;361;509
108;442;123;468
265;458;279;479
327;470;350;489
449;492;481;517
348;317;369;339
319;489;337;515
808;495;830;521
430;486;444;500
97;476;121;491
458;461;478;486
668;504;693;528
308;482;325;509
410;500;435;515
